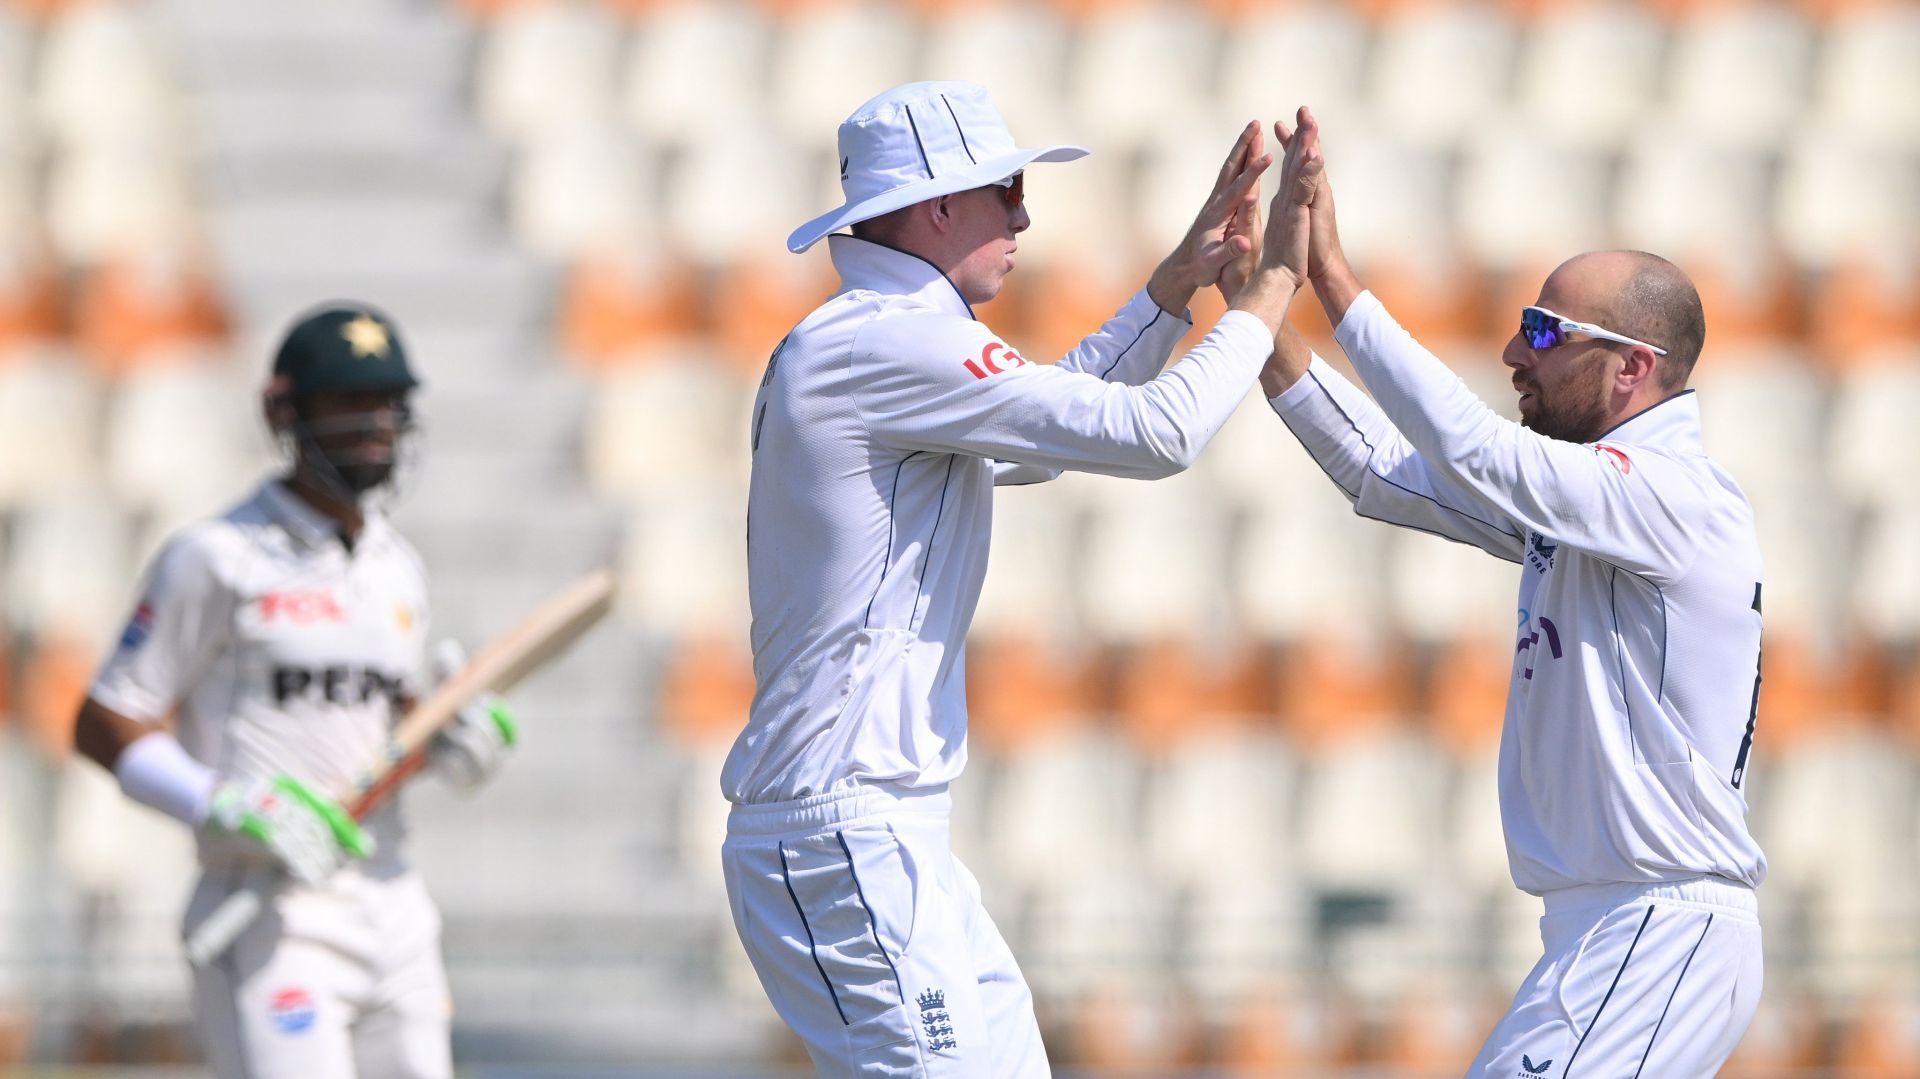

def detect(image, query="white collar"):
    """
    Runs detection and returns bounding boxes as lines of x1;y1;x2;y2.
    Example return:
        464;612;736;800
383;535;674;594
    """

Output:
260;480;382;552
827;234;975;320
1593;390;1704;455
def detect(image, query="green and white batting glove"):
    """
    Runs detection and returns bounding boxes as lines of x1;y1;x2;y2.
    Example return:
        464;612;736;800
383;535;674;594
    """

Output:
427;639;519;793
205;775;370;886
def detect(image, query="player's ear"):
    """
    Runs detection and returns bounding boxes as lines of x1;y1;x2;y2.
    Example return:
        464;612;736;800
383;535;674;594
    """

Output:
1619;345;1660;392
263;375;297;433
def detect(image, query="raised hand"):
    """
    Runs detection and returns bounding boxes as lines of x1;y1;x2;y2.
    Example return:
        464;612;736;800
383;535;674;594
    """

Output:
1147;121;1272;313
1272;106;1342;286
1259;105;1325;289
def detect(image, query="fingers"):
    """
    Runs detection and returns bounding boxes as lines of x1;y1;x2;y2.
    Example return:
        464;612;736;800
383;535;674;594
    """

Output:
1213;120;1260;192
1291;151;1324;207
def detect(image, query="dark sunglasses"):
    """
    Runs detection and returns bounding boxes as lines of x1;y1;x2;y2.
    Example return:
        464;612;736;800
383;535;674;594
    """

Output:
1520;305;1667;354
987;171;1025;209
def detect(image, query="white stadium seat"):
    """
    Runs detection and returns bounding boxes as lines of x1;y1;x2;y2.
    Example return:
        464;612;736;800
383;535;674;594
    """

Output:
620;0;771;148
1456;127;1611;273
1065;1;1217;158
475;0;622;143
1666;2;1813;153
765;0;916;154
33;0;186;152
1370;2;1516;151
1816;3;1920;151
1216;3;1367;128
1776;135;1920;272
0;344;102;511
918;3;1073;148
508;123;657;261
4;491;132;642
1514;2;1661;152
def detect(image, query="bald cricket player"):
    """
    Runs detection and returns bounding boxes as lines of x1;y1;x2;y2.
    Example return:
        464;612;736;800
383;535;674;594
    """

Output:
72;304;519;1079
1257;111;1765;1075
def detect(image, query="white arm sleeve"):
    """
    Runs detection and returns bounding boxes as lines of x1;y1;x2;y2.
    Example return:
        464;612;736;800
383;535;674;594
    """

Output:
1269;355;1527;562
852;310;1273;480
990;290;1194;486
1332;291;1710;583
1051;289;1193;383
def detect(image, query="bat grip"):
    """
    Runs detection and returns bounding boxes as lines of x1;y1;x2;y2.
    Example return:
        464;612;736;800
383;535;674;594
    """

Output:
183;870;273;967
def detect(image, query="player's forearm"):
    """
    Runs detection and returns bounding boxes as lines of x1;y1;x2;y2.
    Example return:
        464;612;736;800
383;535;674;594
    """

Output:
1053;291;1189;385
1312;254;1364;329
1145;256;1200;319
1258;321;1314;398
1332;290;1511;477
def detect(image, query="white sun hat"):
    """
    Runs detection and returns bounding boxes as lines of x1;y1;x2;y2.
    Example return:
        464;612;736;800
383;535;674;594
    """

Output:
786;80;1089;254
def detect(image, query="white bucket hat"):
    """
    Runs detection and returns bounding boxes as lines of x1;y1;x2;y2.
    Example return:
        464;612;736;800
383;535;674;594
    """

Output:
786;80;1088;254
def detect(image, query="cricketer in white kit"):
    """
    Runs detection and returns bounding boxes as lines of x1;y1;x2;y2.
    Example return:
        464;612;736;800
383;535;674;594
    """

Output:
726;82;1324;1075
73;305;517;1079
1260;112;1765;1076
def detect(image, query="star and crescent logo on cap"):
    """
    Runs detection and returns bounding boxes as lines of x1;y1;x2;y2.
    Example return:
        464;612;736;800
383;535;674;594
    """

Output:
340;314;391;359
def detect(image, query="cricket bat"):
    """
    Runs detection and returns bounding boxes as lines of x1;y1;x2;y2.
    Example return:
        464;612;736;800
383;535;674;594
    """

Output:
183;569;616;967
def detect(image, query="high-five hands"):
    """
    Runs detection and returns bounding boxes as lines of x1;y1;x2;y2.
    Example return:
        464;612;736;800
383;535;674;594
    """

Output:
1147;121;1273;315
1227;105;1324;333
1272;106;1345;290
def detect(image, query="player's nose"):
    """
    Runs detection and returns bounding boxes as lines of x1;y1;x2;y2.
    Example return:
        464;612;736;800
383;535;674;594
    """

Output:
1501;335;1530;371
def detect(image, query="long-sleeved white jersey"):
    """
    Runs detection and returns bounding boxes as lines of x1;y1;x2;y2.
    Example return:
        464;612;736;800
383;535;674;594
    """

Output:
725;235;1274;804
1270;291;1767;895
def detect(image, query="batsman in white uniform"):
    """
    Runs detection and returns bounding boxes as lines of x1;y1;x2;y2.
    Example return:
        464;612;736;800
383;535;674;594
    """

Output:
72;304;518;1079
725;82;1323;1075
1259;112;1765;1076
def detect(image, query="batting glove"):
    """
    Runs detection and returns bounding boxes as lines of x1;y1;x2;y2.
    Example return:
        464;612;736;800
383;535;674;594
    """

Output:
427;639;519;793
205;775;370;886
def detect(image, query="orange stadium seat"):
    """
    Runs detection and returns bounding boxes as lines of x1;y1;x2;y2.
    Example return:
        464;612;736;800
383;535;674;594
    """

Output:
1716;980;1826;1079
18;634;92;759
1274;635;1417;751
1109;636;1270;757
1810;258;1920;368
709;256;836;369
1376;978;1505;1074
654;634;756;748
0;252;63;347
1061;982;1204;1074
964;635;1097;756
1215;978;1360;1074
555;252;702;367
1834;990;1920;1078
1426;635;1509;759
71;253;228;377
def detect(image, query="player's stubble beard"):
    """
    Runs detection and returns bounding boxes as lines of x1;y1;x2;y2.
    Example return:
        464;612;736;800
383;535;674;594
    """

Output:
1519;354;1614;445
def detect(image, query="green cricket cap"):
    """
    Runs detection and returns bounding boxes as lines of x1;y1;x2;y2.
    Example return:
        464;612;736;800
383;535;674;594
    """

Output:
272;304;420;396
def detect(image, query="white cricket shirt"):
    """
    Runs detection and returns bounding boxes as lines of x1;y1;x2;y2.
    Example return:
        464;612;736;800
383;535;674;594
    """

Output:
1270;291;1767;895
91;481;430;869
725;235;1274;804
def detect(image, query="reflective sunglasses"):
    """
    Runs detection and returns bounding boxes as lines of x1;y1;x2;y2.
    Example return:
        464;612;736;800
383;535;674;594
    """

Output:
1520;305;1667;354
988;171;1025;209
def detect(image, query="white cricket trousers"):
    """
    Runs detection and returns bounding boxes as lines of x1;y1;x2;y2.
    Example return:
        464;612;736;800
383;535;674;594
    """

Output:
185;863;453;1079
722;784;1049;1077
1467;876;1763;1078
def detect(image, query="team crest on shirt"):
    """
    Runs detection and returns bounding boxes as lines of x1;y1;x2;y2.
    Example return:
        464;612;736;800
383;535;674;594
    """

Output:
916;988;957;1051
1519;1053;1553;1076
118;602;156;651
268;987;316;1035
1527;532;1559;573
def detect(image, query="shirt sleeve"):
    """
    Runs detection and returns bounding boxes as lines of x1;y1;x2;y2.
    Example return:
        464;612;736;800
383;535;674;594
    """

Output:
1269;355;1527;563
89;529;236;722
1051;290;1193;386
851;307;1274;480
1331;290;1710;582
